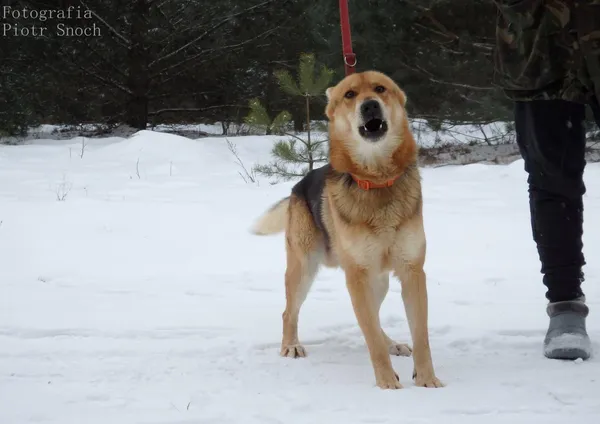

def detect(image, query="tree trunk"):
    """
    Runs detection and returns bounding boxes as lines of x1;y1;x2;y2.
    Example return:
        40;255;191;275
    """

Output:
306;94;313;171
292;104;304;132
221;121;229;136
265;61;276;135
125;0;150;130
126;96;148;130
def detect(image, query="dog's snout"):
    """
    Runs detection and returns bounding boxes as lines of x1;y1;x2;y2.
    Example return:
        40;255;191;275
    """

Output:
360;99;382;120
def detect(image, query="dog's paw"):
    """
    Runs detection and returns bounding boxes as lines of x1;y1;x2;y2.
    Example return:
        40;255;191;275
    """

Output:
280;343;307;358
376;369;403;390
413;369;444;388
388;342;412;357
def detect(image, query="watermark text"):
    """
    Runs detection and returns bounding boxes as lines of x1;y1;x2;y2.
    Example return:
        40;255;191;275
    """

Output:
1;6;102;38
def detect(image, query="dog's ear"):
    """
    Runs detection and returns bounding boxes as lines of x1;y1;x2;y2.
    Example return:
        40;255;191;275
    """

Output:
325;87;333;101
396;87;407;107
325;87;336;120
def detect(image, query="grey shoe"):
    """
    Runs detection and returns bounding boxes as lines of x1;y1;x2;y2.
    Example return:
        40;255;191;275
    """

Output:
544;298;592;360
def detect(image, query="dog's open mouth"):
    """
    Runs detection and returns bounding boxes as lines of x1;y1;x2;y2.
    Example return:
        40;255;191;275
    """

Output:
359;118;388;139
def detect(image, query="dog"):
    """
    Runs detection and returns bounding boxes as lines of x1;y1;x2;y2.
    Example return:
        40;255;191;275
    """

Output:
251;70;443;390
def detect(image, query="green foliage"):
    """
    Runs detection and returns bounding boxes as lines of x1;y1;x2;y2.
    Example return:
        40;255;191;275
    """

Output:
252;161;306;181
244;98;271;129
271;137;327;164
252;136;328;182
251;52;332;182
243;98;291;135
0;107;35;139
274;70;303;98
0;73;38;139
274;53;334;98
1;0;514;136
271;110;293;135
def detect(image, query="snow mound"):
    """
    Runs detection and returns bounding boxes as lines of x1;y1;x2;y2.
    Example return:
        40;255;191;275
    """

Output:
1;131;600;424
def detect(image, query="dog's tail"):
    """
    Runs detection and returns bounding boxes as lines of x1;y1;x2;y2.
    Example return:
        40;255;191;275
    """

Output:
250;197;290;235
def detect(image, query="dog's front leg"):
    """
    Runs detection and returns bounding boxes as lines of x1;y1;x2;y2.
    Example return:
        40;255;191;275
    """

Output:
345;266;402;389
395;263;443;388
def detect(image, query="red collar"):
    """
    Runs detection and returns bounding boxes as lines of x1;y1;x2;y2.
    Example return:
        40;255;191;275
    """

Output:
350;174;399;190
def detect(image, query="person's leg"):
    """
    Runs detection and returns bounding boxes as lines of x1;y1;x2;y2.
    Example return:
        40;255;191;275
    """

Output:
514;98;592;360
515;99;587;302
591;96;600;129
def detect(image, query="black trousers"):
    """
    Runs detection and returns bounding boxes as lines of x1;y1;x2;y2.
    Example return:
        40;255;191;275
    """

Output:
515;98;600;303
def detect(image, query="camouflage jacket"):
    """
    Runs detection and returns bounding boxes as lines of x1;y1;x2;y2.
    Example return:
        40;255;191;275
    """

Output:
493;0;600;103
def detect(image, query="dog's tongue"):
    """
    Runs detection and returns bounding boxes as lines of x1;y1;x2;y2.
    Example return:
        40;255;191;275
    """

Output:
365;118;383;132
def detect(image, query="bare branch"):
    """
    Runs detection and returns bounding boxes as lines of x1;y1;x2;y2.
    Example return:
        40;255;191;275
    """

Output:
83;42;128;78
400;61;494;91
79;0;131;48
413;22;457;44
148;105;247;116
80;137;87;158
150;25;281;78
148;90;217;101
422;10;459;41
149;0;276;68
226;138;258;184
76;64;132;95
479;124;492;146
283;132;309;144
472;42;494;51
155;0;177;9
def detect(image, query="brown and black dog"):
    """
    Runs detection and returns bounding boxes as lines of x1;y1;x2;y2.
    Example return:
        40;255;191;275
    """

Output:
251;70;443;390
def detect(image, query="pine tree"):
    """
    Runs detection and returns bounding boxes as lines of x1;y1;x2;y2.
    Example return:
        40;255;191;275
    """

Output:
243;98;292;135
252;53;334;181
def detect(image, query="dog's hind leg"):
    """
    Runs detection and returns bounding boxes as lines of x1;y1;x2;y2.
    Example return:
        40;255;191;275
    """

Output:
281;197;322;358
281;247;320;358
372;274;412;357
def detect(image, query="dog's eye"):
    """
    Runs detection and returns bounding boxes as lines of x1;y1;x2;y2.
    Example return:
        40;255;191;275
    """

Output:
374;85;386;93
344;90;356;99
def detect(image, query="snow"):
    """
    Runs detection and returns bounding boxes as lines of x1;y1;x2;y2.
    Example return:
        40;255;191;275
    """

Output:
20;119;516;148
1;130;600;424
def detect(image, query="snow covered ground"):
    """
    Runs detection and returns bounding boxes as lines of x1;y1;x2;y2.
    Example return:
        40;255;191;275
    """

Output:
1;131;599;424
20;118;515;148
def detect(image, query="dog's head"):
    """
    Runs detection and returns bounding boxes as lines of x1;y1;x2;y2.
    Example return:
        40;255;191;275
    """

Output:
325;71;414;175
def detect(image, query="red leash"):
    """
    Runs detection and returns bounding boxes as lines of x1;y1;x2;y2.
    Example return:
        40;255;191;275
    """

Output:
339;0;356;75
